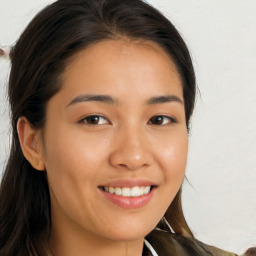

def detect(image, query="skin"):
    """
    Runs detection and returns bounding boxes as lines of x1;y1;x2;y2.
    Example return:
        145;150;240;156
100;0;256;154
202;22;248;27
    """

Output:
18;39;188;256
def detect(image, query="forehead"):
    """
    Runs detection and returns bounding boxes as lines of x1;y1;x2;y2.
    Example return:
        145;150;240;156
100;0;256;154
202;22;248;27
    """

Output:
58;39;183;102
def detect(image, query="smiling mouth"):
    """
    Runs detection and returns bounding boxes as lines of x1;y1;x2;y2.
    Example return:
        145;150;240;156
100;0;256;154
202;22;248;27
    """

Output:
98;185;156;197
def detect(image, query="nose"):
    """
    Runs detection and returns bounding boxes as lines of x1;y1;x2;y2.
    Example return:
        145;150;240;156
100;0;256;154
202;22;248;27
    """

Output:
109;127;153;171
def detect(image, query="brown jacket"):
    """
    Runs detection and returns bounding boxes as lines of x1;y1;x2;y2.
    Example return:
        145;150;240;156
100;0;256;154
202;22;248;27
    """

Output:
144;227;238;256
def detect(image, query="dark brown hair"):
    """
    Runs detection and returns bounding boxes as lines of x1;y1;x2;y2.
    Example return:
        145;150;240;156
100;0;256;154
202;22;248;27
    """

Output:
0;0;196;255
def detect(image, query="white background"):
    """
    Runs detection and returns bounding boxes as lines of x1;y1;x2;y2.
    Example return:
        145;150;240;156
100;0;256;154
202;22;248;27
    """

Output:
0;0;255;254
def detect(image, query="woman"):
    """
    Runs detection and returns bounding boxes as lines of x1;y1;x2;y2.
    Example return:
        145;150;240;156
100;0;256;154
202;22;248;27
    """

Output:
0;0;239;255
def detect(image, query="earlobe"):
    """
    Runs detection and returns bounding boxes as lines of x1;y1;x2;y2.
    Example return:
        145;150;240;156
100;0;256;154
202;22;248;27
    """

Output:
17;117;45;171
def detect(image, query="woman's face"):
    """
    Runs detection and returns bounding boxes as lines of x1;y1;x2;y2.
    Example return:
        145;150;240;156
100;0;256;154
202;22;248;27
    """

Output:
41;39;188;241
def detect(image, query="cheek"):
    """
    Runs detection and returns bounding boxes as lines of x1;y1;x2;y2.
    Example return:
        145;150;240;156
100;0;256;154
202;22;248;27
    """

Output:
164;134;188;173
43;123;109;176
42;125;113;226
155;128;188;175
155;129;188;195
142;129;188;226
42;124;110;201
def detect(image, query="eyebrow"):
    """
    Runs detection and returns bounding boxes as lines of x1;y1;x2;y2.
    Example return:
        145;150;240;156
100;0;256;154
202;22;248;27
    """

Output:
146;95;183;105
67;93;183;107
67;94;118;107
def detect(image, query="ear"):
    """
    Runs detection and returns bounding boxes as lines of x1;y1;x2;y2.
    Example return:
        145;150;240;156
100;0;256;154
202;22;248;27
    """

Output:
17;117;46;171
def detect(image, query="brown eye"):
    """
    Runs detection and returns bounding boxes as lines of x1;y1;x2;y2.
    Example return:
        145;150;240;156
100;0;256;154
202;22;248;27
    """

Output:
149;115;176;125
81;115;109;125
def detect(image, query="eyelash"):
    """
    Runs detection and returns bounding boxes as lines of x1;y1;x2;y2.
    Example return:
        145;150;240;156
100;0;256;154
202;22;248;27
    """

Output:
148;115;177;125
78;115;177;126
78;115;110;125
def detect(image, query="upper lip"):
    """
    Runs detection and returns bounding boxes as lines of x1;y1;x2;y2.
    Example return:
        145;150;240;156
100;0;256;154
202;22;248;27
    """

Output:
99;179;158;188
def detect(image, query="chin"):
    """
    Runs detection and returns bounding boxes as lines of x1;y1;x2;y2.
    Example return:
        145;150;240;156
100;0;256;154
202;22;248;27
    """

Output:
105;231;148;242
100;220;156;242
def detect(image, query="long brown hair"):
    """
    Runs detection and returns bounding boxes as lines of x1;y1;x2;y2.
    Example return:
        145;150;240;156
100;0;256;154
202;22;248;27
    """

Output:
0;0;196;255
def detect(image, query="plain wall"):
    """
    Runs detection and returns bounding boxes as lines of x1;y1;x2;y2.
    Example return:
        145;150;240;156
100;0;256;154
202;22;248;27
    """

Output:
1;0;255;254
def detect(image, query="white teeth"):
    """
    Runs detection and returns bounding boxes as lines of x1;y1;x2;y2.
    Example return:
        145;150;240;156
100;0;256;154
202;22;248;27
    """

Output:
131;186;140;197
144;186;150;194
109;187;115;194
114;187;122;196
122;187;131;197
103;185;152;197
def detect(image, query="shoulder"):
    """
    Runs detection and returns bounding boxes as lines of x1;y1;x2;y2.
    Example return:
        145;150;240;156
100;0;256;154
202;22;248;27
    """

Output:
145;228;238;256
243;248;256;256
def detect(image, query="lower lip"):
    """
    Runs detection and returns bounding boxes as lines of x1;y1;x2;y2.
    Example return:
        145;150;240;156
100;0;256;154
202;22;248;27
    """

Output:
99;187;156;210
